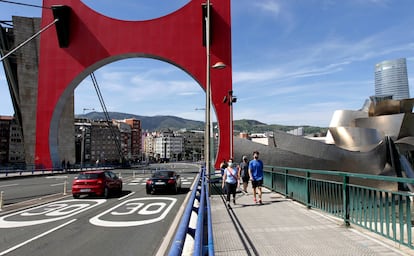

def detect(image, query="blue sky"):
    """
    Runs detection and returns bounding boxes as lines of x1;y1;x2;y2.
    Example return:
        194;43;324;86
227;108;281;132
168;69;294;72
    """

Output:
1;0;414;127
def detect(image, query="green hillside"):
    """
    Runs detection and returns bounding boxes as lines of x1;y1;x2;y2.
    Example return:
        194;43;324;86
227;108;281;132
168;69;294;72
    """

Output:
79;112;327;135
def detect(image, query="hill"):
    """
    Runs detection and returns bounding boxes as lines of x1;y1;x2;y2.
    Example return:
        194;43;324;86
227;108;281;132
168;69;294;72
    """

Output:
78;112;327;135
78;111;204;131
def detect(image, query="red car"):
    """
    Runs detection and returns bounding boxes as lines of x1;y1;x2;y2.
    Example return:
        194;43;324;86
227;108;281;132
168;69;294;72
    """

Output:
72;170;123;198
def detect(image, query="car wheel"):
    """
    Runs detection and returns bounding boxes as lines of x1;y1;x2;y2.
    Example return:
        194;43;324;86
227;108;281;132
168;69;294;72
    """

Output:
104;187;109;198
73;194;80;199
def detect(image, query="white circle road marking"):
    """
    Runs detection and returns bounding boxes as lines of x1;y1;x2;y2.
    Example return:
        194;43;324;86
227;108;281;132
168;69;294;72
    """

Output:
0;199;106;228
89;197;177;227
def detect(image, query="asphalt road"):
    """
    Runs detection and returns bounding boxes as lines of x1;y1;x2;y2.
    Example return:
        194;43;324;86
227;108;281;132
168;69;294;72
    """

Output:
0;163;199;256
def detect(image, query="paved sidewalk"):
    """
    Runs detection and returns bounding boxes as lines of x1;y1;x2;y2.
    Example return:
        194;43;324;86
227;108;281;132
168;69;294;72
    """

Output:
211;188;412;256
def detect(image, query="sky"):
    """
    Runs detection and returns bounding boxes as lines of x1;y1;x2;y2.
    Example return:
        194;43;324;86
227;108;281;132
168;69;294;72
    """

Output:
1;0;414;127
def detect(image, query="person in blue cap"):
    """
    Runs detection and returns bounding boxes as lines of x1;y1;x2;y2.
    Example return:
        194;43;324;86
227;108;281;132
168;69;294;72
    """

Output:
248;151;264;204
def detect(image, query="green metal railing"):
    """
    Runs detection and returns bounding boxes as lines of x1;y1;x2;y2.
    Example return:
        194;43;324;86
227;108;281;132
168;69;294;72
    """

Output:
264;166;414;249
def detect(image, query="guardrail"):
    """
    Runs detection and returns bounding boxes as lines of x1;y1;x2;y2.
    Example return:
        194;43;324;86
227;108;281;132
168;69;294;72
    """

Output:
263;165;414;249
169;167;214;256
0;165;117;178
0;168;66;178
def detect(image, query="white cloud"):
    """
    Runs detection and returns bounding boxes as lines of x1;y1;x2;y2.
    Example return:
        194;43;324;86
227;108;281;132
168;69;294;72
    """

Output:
254;0;281;16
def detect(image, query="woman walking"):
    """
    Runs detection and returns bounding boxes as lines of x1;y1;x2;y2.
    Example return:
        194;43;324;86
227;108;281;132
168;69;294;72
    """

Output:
222;158;239;208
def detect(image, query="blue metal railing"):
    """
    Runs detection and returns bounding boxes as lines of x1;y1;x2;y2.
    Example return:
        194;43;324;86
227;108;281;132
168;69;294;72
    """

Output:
169;167;214;256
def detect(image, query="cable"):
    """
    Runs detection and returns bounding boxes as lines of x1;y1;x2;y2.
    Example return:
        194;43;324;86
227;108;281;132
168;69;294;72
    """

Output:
0;0;51;9
90;72;124;162
0;18;58;62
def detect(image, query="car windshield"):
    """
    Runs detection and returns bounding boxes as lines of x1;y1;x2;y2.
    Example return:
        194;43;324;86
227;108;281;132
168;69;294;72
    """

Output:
153;171;174;178
77;173;101;179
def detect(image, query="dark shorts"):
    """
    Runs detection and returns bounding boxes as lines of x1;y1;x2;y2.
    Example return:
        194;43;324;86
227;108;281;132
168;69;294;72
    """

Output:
241;176;249;183
251;179;263;188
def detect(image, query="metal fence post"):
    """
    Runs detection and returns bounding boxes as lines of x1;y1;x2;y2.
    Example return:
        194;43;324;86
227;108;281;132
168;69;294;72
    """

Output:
342;175;350;226
306;171;311;209
284;169;288;197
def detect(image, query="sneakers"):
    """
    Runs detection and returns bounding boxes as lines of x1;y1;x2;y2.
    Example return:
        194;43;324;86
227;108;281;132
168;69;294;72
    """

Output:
254;198;263;204
226;201;231;208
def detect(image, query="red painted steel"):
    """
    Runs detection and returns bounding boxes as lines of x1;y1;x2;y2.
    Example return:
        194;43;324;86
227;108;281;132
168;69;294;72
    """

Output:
36;0;232;169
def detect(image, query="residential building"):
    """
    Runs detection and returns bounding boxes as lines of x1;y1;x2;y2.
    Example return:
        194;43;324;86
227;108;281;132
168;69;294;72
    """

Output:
143;131;156;162
9;118;25;163
0;116;12;164
0;116;24;164
113;120;132;160
153;129;184;162
124;118;142;161
74;121;91;166
177;129;204;161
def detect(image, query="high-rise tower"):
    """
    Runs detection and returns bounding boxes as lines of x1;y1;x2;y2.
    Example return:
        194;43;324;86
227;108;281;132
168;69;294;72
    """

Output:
374;58;410;100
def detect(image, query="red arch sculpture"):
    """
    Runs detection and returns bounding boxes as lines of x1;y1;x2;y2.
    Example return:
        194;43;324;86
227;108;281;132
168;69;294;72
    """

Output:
36;0;232;169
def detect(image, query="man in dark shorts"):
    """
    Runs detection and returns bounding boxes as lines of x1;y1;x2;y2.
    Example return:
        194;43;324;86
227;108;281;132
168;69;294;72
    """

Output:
248;151;264;204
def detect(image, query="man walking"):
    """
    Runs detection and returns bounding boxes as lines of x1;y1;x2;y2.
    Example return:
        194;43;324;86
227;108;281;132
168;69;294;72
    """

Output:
239;156;249;193
248;151;264;204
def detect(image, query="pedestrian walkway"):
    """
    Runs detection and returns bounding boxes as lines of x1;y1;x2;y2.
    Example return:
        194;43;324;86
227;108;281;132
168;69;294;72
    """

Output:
211;188;413;256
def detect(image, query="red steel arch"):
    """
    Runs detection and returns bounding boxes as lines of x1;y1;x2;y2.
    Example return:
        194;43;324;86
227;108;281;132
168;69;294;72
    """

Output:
36;0;232;169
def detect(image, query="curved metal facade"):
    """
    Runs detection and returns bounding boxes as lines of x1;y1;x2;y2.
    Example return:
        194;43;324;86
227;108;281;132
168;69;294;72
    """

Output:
234;98;414;176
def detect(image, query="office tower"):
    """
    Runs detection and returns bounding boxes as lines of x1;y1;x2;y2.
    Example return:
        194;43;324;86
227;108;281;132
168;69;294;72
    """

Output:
374;58;410;100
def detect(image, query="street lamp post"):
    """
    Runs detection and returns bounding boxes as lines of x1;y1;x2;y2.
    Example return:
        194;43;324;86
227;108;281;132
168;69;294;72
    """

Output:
205;0;212;178
204;0;226;184
79;126;85;171
205;0;226;180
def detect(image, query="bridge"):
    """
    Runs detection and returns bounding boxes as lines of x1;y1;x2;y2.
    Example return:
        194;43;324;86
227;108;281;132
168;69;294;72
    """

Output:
0;1;413;254
0;164;412;255
170;165;413;255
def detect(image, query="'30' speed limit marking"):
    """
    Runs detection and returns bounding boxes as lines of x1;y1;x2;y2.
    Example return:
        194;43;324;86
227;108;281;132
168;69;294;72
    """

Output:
89;197;177;227
0;199;105;228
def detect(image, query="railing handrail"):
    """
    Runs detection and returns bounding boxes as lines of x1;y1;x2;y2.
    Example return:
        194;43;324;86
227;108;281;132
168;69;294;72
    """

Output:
169;166;213;256
168;171;201;256
265;165;414;184
263;165;413;249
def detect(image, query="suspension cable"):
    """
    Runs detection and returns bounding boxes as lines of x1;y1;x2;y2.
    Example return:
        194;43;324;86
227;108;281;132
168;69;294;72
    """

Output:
0;0;51;9
90;72;124;162
0;18;58;62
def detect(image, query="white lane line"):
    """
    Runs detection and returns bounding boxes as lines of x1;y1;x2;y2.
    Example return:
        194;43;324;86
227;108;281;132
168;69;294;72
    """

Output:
50;183;65;187
0;184;18;188
118;192;135;201
0;219;77;256
127;182;138;185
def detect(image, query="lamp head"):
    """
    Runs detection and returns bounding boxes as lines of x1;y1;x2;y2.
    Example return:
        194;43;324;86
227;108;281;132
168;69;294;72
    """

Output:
212;62;226;69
